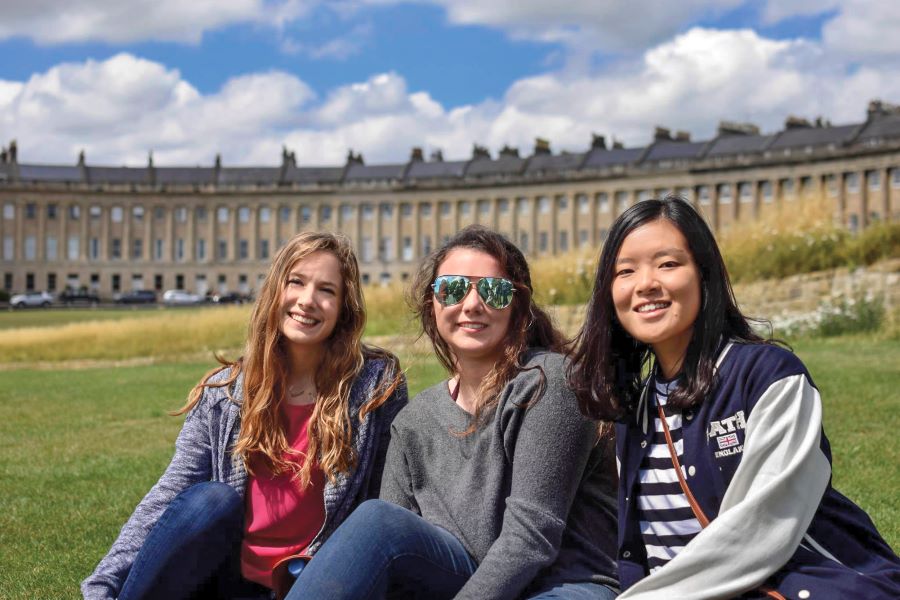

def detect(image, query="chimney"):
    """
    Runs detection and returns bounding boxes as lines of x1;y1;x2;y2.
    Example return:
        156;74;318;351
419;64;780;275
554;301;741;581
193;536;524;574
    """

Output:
865;99;900;118
612;139;624;149
8;140;17;163
345;149;364;165
498;145;519;158
0;148;6;164
717;121;760;136
784;116;812;129
215;153;222;169
533;138;551;155
591;134;607;150
653;126;672;141
674;130;691;142
430;149;444;162
472;144;491;160
77;149;86;166
409;147;424;162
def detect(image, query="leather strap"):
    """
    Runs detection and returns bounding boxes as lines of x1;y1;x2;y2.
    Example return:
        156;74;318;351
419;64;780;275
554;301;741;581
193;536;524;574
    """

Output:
656;403;786;600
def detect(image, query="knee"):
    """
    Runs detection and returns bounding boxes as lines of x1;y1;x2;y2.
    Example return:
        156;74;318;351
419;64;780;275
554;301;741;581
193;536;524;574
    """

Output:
350;499;408;525
172;482;242;528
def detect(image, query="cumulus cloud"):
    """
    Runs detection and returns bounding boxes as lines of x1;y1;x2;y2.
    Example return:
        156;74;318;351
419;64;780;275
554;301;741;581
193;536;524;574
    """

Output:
2;28;899;167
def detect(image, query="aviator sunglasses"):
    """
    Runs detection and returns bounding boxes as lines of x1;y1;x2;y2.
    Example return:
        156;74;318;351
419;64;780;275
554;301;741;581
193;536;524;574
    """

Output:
432;275;516;309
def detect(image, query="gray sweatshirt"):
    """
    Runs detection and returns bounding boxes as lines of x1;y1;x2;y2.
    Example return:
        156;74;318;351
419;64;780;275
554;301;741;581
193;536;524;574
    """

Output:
380;350;618;599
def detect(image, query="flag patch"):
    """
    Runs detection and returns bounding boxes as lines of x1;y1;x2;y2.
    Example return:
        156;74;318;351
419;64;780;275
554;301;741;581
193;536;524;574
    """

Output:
717;433;739;449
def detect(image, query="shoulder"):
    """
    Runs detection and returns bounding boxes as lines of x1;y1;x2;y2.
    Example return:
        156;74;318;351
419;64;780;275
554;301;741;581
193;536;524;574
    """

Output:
398;380;447;421
191;365;243;414
721;341;808;380
510;348;569;389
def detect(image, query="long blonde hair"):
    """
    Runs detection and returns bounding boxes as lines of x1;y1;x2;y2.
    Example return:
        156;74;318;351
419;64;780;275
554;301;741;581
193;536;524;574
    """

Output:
176;231;400;488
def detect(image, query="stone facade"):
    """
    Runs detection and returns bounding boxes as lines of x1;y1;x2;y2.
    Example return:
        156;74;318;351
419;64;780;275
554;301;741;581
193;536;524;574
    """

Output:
1;102;899;298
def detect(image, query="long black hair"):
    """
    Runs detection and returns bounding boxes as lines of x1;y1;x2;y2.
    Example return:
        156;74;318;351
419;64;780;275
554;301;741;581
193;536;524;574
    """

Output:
568;195;767;420
409;225;566;432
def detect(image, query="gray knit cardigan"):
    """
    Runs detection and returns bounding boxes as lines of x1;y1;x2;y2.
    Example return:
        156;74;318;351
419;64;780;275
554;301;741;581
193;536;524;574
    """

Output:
82;358;407;600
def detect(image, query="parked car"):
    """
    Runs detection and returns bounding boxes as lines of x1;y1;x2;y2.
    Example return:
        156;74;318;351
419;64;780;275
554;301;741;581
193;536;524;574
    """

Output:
60;289;101;306
114;290;157;304
10;291;54;308
212;292;250;304
162;289;203;306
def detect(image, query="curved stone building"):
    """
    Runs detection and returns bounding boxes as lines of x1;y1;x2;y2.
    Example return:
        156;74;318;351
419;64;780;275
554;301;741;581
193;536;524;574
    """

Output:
1;101;898;298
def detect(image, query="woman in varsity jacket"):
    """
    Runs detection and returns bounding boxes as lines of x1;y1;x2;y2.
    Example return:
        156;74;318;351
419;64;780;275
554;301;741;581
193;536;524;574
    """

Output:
568;196;900;599
82;232;406;600
286;225;619;599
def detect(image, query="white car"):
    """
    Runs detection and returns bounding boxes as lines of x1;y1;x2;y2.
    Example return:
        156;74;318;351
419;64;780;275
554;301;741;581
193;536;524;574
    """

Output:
162;289;203;306
10;291;54;308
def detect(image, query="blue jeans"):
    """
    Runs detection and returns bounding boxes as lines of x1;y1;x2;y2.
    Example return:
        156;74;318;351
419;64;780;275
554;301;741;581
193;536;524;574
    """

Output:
526;581;619;599
118;481;270;600
286;499;478;600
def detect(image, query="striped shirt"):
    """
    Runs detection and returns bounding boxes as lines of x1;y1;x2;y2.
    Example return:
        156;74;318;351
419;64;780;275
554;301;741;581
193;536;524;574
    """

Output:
636;378;702;572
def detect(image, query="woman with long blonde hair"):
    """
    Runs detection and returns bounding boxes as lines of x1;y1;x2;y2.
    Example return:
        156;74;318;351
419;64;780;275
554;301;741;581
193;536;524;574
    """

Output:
83;232;406;600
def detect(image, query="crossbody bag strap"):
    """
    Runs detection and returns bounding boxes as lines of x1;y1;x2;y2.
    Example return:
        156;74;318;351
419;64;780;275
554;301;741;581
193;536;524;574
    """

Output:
656;403;786;600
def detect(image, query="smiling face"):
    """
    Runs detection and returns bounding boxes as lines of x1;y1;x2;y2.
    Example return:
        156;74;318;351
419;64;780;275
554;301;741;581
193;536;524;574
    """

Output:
279;251;343;358
612;218;702;376
433;248;513;368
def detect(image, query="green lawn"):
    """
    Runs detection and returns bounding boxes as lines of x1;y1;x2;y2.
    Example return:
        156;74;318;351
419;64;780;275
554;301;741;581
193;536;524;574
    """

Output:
0;338;896;598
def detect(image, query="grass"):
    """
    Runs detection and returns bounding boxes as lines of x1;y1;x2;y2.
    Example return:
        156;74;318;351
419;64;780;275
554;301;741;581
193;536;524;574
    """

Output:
0;335;896;598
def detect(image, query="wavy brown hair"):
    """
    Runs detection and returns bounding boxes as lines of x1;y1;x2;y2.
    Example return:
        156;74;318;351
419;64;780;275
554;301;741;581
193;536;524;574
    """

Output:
409;225;566;433
176;231;401;488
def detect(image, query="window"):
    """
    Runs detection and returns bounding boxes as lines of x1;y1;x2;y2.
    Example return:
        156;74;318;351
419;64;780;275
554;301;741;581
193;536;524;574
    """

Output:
557;195;568;210
47;204;58;220
90;238;100;259
25;236;36;260
217;206;229;223
301;205;312;223
459;201;471;216
781;179;795;197
762;181;773;203
538;197;550;214
175;238;185;261
615;191;629;211
739;183;753;203
637;190;651;203
3;272;11;291
173;274;182;290
892;169;900;189
196;239;206;261
517;197;530;215
154;206;165;220
401;203;413;217
579;230;589;247
539;231;548;252
440;202;451;216
260;239;270;260
259;207;271;223
3;203;14;220
361;237;373;262
379;236;393;262
719;184;732;204
402;237;413;261
320;205;332;222
217;239;228;260
132;238;143;259
341;204;353;221
422;235;432;256
577;194;589;215
826;175;838;197
867;171;881;191
239;239;249;260
196;206;208;221
559;231;569;252
111;206;123;223
3;238;12;260
46;237;58;260
519;232;529;252
420;203;432;217
91;273;100;290
69;205;81;219
238;207;250;223
26;272;35;291
111;238;122;259
362;204;374;220
280;205;291;222
498;199;509;214
478;200;490;215
26;203;37;219
597;192;610;213
67;235;79;260
155;239;163;260
112;274;121;293
380;203;394;218
133;205;145;221
217;274;227;293
697;186;710;206
90;205;102;219
846;173;860;193
47;273;57;292
676;187;691;200
238;274;249;293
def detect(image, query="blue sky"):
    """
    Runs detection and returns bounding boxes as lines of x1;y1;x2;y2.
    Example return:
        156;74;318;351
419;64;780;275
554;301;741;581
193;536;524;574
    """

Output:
1;1;898;166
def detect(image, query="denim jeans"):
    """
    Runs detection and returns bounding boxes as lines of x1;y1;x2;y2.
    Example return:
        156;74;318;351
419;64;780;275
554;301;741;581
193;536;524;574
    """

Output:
286;499;478;600
118;481;270;600
526;581;619;599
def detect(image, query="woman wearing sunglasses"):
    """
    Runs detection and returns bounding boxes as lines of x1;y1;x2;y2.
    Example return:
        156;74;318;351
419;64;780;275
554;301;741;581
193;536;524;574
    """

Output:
286;225;619;599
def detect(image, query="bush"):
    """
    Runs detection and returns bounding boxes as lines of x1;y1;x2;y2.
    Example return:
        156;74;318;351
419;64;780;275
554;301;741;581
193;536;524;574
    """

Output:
772;293;886;339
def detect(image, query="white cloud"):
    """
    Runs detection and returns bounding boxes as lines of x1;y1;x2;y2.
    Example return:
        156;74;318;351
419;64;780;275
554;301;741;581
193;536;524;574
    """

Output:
2;29;899;168
281;22;373;59
0;0;321;45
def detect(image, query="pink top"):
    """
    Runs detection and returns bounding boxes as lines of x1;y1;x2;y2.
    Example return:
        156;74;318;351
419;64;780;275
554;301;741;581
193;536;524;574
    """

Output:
240;402;326;589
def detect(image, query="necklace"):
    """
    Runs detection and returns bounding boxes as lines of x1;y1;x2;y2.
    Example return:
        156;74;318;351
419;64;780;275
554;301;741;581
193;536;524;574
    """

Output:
288;384;317;400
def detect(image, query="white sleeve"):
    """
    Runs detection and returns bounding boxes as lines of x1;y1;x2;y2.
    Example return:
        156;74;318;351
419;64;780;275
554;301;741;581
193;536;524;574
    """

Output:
619;374;831;600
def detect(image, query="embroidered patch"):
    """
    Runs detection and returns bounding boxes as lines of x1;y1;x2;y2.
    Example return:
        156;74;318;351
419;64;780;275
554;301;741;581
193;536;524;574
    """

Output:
717;433;739;449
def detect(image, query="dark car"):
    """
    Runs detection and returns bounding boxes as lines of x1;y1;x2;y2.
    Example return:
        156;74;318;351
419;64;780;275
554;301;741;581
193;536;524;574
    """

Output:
212;292;250;304
60;290;101;306
114;290;157;304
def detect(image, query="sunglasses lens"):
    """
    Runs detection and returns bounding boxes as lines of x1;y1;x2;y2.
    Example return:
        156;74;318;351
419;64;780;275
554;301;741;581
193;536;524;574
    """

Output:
477;278;514;309
433;276;470;306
